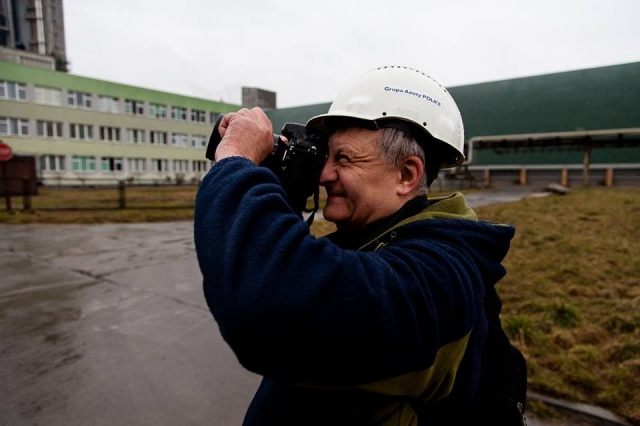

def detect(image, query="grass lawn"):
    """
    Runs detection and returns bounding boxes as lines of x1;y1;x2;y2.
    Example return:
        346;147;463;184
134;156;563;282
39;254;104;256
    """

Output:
0;185;199;224
476;187;640;425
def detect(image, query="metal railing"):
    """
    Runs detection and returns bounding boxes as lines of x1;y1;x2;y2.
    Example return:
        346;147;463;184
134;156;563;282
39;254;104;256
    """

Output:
1;177;199;212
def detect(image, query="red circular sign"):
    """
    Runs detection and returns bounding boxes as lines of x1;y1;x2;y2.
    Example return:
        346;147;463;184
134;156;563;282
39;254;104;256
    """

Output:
0;141;13;161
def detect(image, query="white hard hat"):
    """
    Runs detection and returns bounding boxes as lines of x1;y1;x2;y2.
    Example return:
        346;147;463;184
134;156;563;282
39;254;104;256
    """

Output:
307;65;465;168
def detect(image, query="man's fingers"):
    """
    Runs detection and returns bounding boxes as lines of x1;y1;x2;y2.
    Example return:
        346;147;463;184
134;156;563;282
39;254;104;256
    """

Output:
218;112;236;139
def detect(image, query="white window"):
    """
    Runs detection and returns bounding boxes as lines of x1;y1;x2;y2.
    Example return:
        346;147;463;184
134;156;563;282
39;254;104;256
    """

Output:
152;158;169;172
127;158;147;172
173;159;189;172
150;130;167;145
34;86;62;105
191;134;208;148
97;95;120;113
0;80;27;101
171;132;188;147
101;157;123;172
67;91;92;108
39;155;66;171
124;99;145;115
171;106;187;121
36;120;64;138
209;112;220;124
149;103;167;119
192;160;209;172
69;123;93;140
127;128;146;144
0;117;30;136
72;155;96;172
99;126;120;141
190;109;206;123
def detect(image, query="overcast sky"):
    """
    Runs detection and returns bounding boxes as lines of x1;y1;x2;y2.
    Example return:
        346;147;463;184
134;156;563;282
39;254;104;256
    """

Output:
63;0;640;108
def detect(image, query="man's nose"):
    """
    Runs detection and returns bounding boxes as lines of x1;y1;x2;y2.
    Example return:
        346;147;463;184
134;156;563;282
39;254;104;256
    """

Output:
319;159;336;184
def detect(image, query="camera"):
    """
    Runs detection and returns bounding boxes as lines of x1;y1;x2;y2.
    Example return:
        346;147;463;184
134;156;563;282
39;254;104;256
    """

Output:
205;114;327;223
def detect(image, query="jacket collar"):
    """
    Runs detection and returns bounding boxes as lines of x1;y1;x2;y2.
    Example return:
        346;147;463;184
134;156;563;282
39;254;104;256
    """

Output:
327;196;429;250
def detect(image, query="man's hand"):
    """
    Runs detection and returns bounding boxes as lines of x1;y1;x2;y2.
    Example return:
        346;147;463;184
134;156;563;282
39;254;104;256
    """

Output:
215;107;275;164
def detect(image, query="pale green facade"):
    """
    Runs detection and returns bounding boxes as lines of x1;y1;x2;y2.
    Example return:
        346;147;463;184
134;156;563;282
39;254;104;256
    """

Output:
0;60;241;185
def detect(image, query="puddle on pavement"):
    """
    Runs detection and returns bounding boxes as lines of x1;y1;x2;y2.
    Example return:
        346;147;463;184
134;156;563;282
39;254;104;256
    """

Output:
1;282;87;418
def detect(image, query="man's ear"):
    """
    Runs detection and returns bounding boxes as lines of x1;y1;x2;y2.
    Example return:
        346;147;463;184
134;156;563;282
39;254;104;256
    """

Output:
397;156;424;196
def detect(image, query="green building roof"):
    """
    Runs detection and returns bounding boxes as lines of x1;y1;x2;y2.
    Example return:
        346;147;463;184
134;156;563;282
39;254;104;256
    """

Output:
266;103;330;135
264;62;640;166
266;61;640;140
449;61;640;139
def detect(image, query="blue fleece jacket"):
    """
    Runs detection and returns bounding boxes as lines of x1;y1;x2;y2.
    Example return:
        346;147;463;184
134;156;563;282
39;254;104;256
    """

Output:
194;157;515;425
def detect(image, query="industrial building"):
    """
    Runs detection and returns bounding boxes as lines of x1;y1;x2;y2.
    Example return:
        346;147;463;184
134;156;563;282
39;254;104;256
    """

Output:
2;59;639;188
1;0;639;190
0;0;68;71
267;62;640;189
0;1;638;188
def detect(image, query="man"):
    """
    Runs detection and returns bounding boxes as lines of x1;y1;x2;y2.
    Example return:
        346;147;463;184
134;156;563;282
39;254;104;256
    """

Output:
194;66;525;425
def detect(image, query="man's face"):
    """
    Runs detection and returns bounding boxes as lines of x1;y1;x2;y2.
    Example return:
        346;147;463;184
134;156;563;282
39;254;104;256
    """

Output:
319;127;403;233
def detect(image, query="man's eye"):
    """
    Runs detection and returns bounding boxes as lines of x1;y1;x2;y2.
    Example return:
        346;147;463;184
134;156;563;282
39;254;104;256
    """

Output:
336;154;351;163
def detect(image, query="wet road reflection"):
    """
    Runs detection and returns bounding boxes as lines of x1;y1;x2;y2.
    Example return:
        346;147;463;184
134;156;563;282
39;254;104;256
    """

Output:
0;222;259;426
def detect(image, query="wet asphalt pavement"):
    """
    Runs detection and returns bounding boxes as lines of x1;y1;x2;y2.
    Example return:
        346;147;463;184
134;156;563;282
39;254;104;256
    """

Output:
0;189;629;425
1;221;260;425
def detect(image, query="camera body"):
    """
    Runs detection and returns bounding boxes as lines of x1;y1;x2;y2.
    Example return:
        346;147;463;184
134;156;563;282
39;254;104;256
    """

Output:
205;115;326;221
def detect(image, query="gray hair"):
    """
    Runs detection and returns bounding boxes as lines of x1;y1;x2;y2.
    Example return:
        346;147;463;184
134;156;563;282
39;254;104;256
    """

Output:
378;128;429;195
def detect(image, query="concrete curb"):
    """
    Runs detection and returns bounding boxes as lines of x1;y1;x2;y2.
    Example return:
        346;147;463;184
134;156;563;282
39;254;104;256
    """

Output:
528;392;632;426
